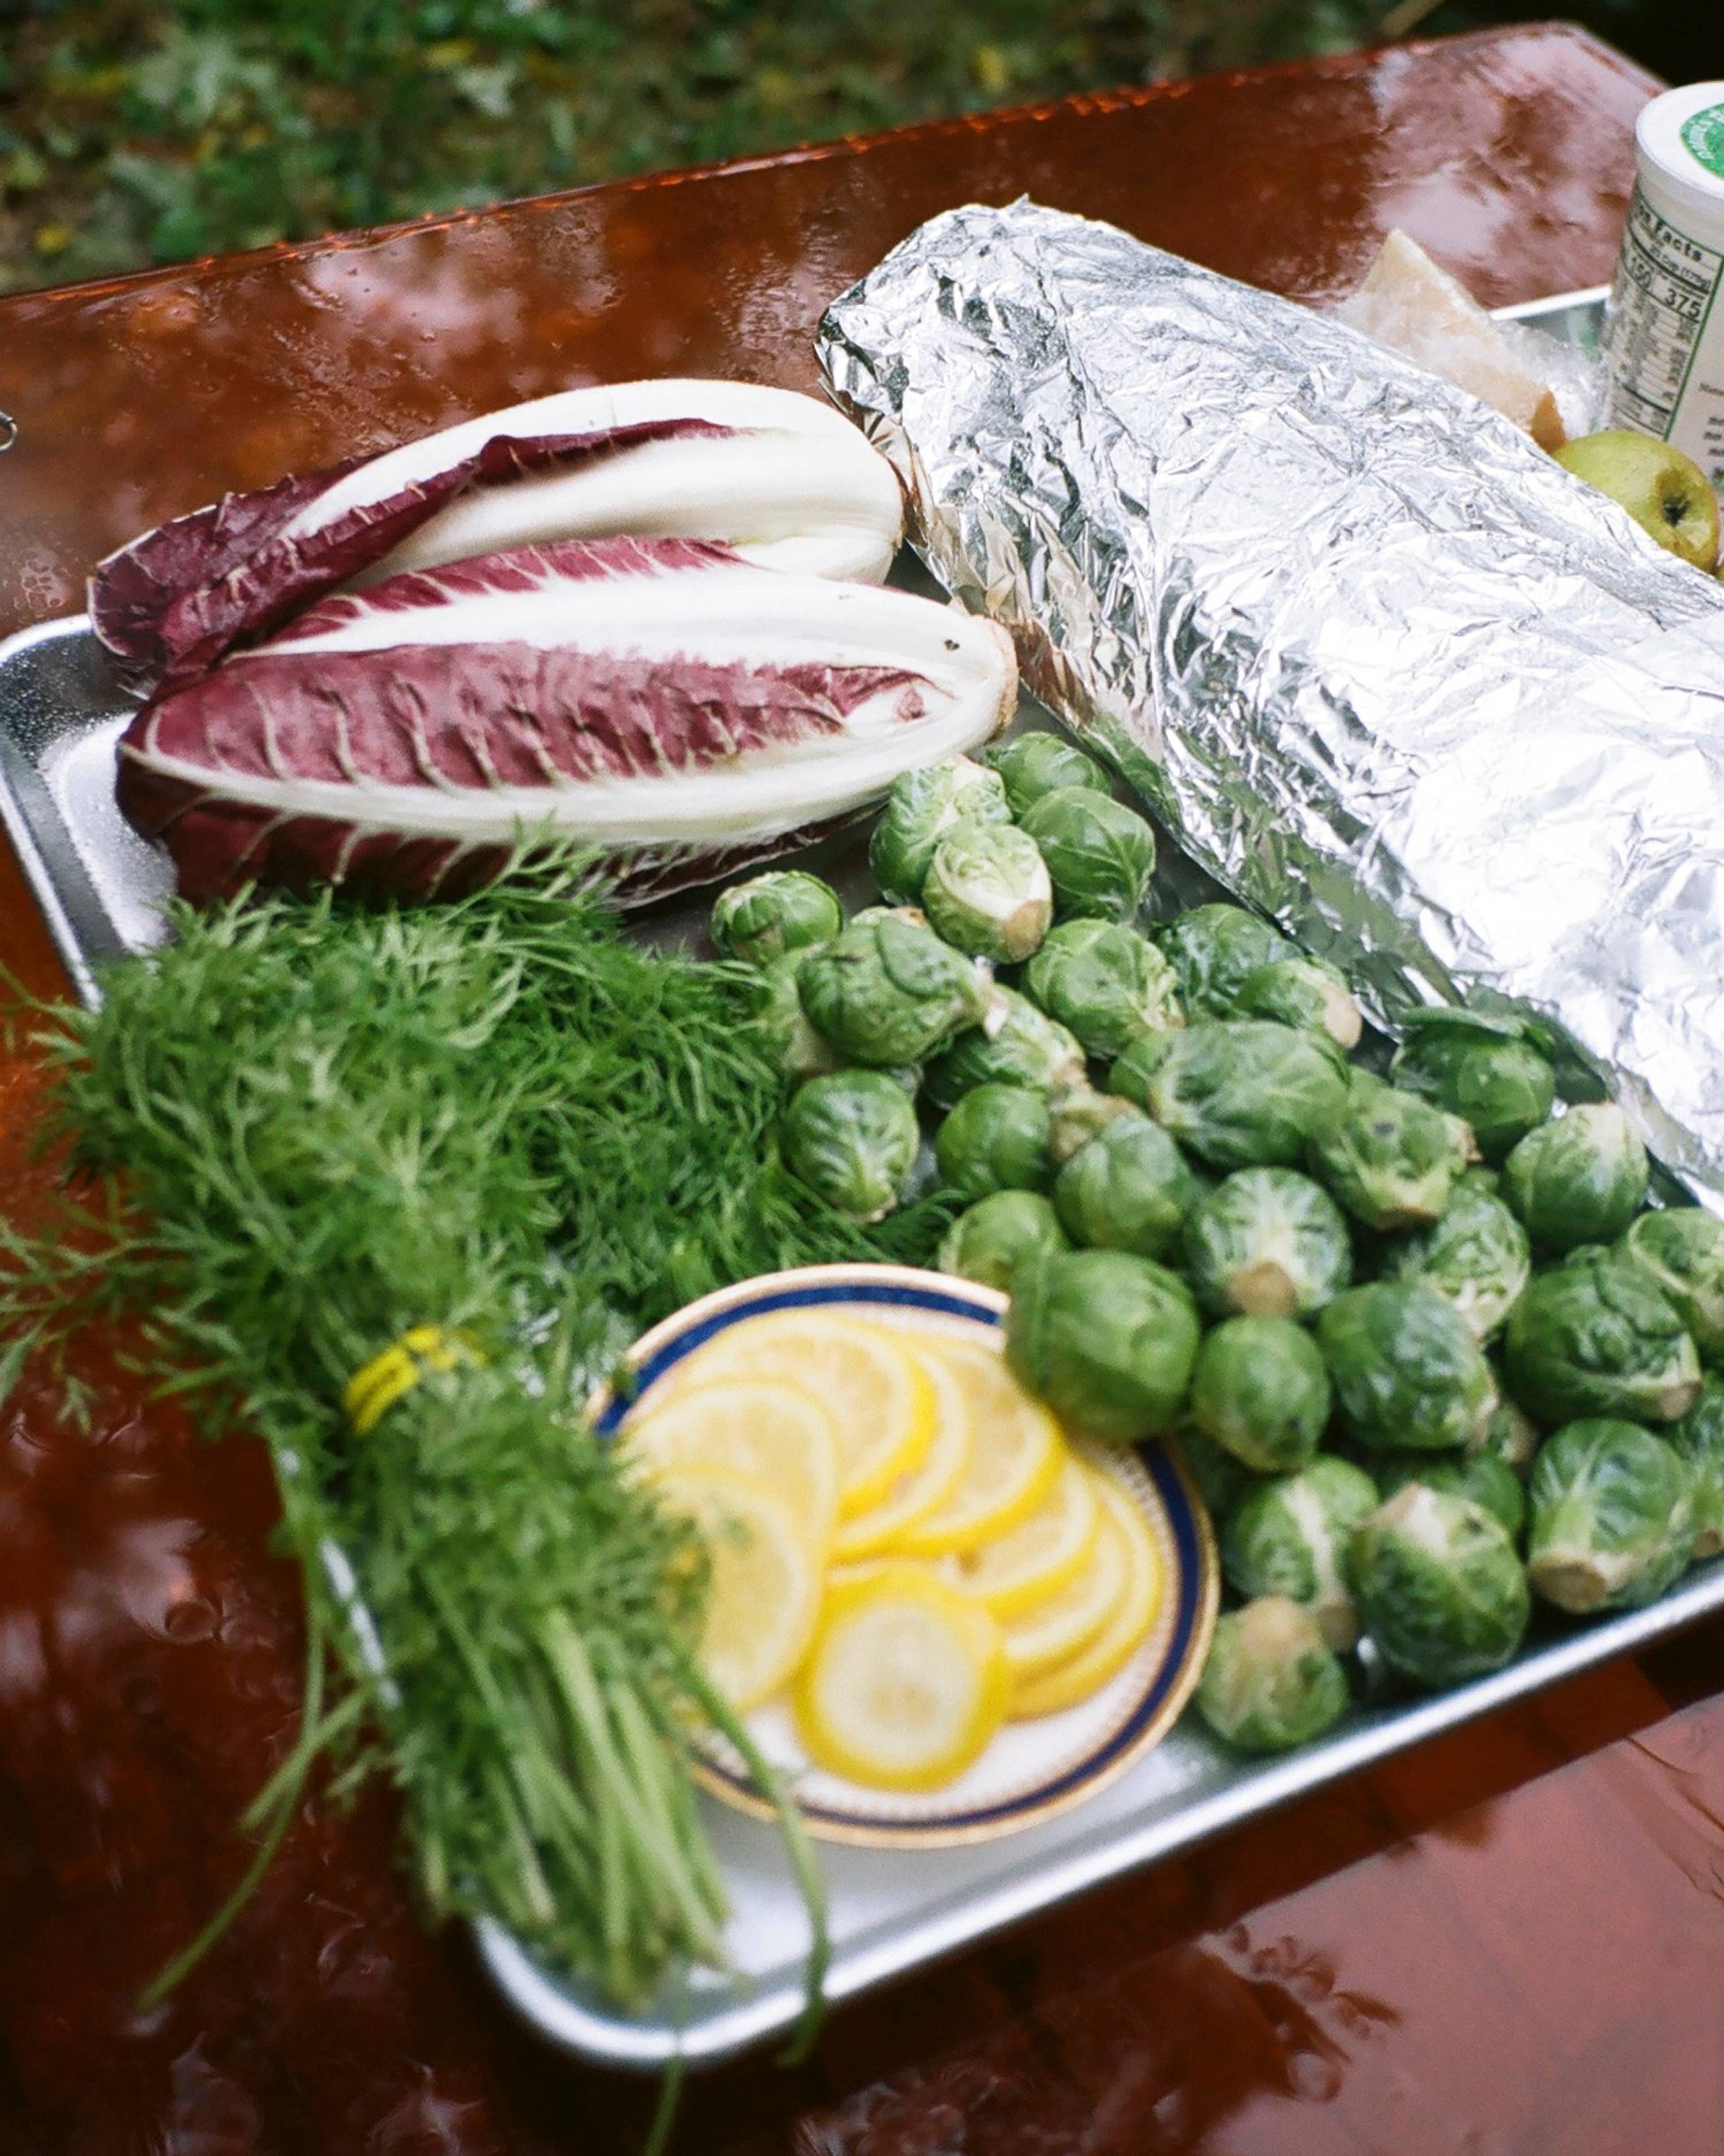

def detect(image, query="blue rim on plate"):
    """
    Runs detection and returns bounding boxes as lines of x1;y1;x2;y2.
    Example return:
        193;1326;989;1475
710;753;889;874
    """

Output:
591;1263;1219;1849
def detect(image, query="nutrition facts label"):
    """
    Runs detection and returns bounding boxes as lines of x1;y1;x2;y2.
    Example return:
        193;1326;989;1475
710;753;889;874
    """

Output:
1604;186;1724;485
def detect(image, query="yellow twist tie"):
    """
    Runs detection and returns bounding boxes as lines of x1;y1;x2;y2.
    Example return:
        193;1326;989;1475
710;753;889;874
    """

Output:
343;1325;483;1436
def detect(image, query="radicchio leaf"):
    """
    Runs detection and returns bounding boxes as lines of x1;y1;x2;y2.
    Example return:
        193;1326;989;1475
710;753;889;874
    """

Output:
116;536;1016;907
89;420;728;696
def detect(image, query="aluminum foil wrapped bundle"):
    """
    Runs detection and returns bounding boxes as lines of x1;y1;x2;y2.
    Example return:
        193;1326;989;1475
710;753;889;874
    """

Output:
818;201;1724;1203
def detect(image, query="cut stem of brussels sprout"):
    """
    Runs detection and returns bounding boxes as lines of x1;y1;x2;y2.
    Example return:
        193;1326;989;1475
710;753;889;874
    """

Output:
923;822;1053;964
1351;1484;1530;1688
1194;1597;1349;1753
1377;1453;1526;1543
1231;956;1363;1053
1182;1168;1353;1321
1526;1418;1695;1613
1046;1084;1143;1166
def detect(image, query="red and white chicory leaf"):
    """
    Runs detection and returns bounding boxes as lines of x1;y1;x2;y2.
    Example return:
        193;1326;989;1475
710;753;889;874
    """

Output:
90;379;906;696
115;536;1016;906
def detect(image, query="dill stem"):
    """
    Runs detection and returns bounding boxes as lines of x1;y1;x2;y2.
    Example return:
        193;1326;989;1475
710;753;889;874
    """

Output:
541;1614;727;1968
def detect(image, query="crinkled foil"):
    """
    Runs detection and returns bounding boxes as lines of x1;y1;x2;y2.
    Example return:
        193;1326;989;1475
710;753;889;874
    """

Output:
819;201;1724;1204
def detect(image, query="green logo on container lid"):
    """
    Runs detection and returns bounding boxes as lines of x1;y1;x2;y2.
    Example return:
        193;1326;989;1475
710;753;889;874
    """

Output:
1681;101;1724;182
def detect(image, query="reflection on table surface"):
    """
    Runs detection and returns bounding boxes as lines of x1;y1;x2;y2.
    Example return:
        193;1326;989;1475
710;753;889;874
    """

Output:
0;21;1708;2155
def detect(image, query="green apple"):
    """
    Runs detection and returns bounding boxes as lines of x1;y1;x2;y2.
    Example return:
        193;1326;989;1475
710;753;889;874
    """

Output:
1554;429;1721;572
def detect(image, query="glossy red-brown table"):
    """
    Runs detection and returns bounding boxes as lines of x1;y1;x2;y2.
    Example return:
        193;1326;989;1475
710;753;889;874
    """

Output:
4;25;1720;2155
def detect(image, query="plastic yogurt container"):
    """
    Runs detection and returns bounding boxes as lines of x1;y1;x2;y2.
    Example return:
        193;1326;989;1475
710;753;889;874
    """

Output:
1603;82;1724;488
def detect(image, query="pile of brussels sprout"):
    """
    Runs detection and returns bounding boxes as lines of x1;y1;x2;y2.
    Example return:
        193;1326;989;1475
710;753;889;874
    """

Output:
709;734;1724;1759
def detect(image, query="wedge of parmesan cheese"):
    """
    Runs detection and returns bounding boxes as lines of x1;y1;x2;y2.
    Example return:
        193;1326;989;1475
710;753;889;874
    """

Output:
1334;228;1566;451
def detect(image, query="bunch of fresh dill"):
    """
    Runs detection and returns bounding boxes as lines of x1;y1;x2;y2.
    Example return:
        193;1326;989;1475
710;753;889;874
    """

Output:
0;863;949;2019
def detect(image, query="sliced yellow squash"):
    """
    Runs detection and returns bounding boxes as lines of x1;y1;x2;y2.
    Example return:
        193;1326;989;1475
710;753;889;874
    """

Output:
1011;1473;1164;1718
624;1376;840;1550
939;1449;1101;1619
653;1466;822;1713
654;1313;936;1519
996;1472;1133;1682
891;1336;1061;1559
830;1347;975;1563
794;1564;1009;1792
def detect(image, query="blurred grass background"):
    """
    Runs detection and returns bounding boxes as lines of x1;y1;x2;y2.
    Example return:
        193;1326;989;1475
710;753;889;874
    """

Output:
0;0;1700;296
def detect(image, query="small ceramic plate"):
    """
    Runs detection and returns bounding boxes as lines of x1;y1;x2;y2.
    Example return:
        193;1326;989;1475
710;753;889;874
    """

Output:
590;1263;1218;1849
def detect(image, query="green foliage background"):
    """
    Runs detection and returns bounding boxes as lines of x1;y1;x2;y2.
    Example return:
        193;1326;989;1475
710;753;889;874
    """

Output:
0;0;1404;294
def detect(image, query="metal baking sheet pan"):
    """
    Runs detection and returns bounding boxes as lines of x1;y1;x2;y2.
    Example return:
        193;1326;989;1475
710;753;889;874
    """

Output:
11;283;1713;2077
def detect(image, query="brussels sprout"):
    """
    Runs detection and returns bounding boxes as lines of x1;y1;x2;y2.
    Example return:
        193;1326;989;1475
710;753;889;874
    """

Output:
1351;1485;1530;1687
1157;904;1291;1017
1381;1170;1531;1342
752;955;838;1084
1318;1281;1498;1452
710;870;843;966
1023;919;1184;1060
1502;1248;1701;1426
1006;1248;1200;1442
1171;1418;1256;1521
1474;1397;1539;1478
1046;1084;1144;1166
781;1069;920;1221
988;732;1110;815
1194;1596;1350;1752
1526;1418;1694;1613
1183;1168;1353;1320
1052;1112;1199;1260
1192;1317;1332;1475
922;823;1053;965
937;1189;1069;1292
935;1083;1055;1202
1503;1102;1649;1253
1669;1375;1724;1559
1018;787;1157;923
924;988;1086;1112
1113;1020;1348;1173
1376;1453;1527;1542
1307;1071;1476;1233
1222;1455;1379;1648
799;912;990;1067
1618;1208;1724;1362
868;755;1013;905
1391;1011;1556;1164
1230;956;1363;1053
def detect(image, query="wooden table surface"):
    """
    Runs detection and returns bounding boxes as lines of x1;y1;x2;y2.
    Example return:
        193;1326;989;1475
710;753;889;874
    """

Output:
4;24;1721;2154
